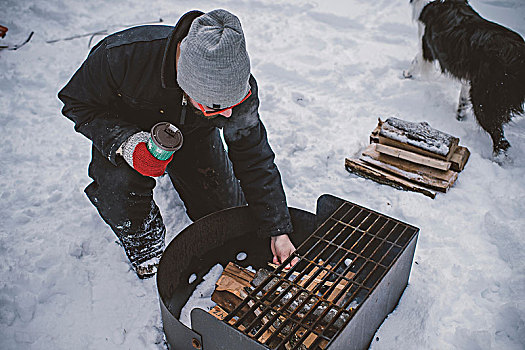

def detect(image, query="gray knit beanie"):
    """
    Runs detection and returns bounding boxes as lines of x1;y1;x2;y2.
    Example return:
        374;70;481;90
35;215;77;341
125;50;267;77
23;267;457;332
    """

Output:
177;9;251;109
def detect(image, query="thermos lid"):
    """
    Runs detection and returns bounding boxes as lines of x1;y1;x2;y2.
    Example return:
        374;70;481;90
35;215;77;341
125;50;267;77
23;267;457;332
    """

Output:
150;122;183;151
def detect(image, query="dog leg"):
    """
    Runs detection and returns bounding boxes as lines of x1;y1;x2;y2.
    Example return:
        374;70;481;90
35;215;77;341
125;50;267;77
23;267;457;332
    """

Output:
492;134;511;158
470;79;513;160
491;131;511;164
471;100;511;158
403;54;420;79
483;122;510;160
456;82;471;121
404;23;434;80
476;111;510;158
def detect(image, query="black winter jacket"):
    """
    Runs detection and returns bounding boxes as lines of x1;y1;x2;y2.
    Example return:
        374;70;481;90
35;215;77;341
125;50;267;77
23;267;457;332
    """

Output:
58;10;292;237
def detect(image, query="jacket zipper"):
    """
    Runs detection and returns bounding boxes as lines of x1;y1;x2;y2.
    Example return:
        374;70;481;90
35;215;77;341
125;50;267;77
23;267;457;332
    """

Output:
180;94;187;125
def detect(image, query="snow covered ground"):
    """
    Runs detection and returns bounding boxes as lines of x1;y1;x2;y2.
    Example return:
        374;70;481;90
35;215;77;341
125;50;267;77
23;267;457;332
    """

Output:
1;0;524;349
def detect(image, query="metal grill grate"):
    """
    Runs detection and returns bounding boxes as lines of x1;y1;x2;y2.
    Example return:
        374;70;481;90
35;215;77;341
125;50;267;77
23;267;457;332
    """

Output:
223;200;418;349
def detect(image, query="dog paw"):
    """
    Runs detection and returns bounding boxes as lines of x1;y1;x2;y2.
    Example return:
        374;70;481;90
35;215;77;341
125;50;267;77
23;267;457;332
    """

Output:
456;98;470;121
492;142;512;166
402;70;413;79
493;151;513;166
456;110;468;121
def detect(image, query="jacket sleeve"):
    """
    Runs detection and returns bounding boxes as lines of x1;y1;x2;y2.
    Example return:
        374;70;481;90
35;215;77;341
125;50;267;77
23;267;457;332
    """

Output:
57;40;141;165
223;77;293;237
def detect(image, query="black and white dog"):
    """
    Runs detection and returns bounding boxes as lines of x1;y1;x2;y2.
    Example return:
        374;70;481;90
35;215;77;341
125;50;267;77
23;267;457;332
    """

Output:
404;0;525;158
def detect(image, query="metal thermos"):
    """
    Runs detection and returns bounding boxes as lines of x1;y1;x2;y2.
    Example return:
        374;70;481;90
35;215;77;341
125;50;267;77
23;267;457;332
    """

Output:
147;122;183;160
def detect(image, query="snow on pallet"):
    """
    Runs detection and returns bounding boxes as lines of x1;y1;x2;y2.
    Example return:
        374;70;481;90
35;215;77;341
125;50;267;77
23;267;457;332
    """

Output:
346;118;470;199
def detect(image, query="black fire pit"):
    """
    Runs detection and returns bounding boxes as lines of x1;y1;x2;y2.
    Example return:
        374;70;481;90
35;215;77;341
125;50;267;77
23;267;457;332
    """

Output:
157;194;419;350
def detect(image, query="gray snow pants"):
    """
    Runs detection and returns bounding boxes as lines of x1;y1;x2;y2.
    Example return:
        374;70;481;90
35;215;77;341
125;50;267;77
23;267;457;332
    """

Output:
85;127;246;268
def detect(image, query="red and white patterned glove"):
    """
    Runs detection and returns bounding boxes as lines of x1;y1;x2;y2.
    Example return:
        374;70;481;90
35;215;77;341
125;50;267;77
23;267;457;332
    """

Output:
121;132;173;177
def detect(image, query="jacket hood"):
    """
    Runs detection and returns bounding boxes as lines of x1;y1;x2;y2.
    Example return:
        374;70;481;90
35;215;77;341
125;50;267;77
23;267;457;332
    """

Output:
161;10;204;89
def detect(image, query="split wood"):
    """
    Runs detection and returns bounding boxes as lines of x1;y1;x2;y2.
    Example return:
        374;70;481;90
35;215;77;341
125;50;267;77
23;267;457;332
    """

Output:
374;143;451;171
209;262;352;349
360;144;457;192
378;118;459;160
345;157;437;198
267;262;355;302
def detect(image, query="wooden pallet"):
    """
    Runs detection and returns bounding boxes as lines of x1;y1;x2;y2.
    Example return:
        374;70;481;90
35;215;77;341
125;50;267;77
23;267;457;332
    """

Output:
348;118;470;198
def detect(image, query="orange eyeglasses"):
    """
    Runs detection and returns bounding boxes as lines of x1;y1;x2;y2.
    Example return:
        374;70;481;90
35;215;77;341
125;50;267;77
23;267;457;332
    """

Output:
196;89;252;117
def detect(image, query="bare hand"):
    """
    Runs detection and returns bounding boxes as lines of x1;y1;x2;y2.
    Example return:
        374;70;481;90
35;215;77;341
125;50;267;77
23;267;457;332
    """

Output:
271;234;298;269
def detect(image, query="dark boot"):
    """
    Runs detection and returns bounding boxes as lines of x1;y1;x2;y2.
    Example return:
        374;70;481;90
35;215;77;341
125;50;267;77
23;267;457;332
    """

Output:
113;205;166;279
